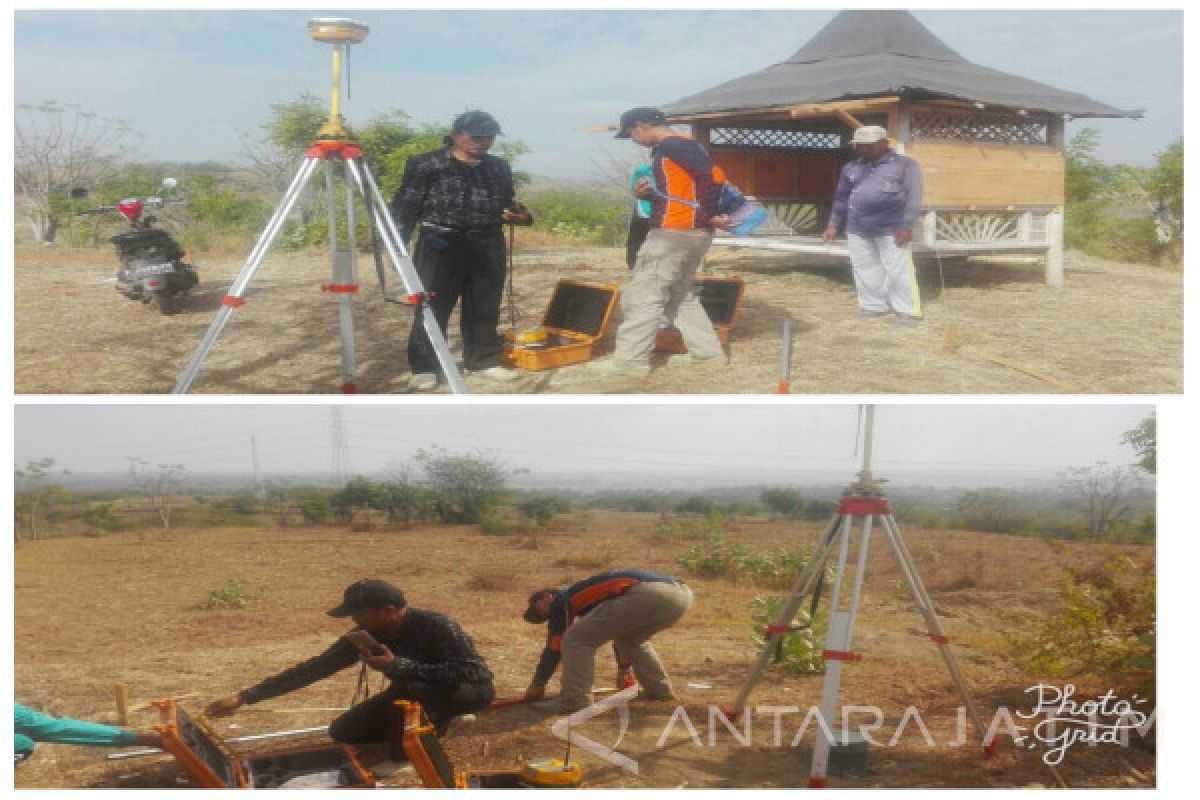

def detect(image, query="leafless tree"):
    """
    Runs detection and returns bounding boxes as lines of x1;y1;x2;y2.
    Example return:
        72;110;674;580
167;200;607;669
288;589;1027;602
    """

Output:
14;101;136;244
128;458;186;530
14;457;70;540
1066;461;1143;540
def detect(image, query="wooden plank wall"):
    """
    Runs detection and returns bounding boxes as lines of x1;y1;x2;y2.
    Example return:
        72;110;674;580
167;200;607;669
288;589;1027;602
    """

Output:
907;141;1065;207
711;148;841;200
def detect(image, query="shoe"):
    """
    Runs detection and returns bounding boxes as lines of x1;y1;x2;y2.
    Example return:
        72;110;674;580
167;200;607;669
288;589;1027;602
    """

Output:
587;357;652;377
406;373;438;392
674;353;728;367
470;365;520;381
437;713;476;739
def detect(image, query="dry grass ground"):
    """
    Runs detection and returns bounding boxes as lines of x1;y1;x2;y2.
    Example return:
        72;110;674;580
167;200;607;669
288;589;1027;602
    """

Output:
14;512;1155;788
13;239;1181;394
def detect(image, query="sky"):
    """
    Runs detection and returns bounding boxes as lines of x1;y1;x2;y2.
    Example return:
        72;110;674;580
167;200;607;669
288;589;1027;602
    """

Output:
14;403;1152;488
12;8;1182;179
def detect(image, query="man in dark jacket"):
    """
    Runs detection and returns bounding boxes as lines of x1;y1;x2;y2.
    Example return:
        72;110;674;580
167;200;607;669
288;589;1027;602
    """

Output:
390;111;533;392
521;569;693;712
206;580;494;742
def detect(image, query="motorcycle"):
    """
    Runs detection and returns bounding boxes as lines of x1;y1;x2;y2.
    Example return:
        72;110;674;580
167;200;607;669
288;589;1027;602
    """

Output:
75;178;198;315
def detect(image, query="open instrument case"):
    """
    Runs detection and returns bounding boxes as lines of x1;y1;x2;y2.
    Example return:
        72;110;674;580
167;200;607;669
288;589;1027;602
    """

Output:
152;698;374;789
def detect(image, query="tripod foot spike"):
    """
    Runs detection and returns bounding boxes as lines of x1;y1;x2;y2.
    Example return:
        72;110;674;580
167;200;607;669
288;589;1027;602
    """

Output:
983;739;998;758
718;705;744;725
807;776;827;788
342;383;357;394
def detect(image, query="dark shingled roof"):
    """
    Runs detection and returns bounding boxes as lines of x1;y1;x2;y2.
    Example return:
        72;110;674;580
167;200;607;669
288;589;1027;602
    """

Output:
664;11;1141;120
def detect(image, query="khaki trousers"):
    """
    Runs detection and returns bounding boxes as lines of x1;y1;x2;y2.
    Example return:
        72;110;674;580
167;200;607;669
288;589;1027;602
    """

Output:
614;229;724;366
559;581;693;709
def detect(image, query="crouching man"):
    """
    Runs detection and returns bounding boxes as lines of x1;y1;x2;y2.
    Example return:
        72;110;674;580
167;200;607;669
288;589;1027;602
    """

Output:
522;569;692;712
206;579;494;741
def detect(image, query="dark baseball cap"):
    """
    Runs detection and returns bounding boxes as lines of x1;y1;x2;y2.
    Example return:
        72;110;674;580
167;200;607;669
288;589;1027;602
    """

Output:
615;107;666;138
523;588;559;623
452;110;503;137
327;579;407;617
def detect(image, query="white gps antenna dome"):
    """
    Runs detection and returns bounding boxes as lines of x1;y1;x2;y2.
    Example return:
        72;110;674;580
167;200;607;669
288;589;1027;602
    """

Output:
307;17;369;45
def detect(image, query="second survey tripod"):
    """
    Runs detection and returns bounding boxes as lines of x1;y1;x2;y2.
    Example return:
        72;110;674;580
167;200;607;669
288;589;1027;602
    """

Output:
726;407;996;787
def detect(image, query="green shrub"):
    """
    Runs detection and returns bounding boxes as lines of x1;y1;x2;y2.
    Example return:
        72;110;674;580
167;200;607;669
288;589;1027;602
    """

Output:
479;512;517;536
750;595;826;675
525;186;628;245
677;534;829;590
203;579;257;610
1020;555;1155;701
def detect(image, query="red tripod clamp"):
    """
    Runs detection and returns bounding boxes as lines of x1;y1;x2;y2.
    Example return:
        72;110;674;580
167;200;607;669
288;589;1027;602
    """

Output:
306;140;364;160
406;291;436;306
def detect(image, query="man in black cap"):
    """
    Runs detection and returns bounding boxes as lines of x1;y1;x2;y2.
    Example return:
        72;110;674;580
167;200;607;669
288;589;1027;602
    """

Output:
607;107;728;374
391;110;533;392
205;580;494;742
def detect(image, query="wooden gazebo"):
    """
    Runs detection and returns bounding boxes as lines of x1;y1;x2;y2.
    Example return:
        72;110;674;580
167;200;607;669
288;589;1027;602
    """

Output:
663;10;1141;285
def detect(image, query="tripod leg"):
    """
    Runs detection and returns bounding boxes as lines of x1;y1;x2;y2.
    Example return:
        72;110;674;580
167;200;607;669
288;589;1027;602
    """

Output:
344;158;467;395
334;159;358;391
727;513;844;717
809;514;873;787
173;157;322;393
879;514;991;750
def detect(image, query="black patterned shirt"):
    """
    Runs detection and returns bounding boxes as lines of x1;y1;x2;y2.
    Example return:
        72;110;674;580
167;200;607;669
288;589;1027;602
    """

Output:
239;609;494;704
390;148;515;242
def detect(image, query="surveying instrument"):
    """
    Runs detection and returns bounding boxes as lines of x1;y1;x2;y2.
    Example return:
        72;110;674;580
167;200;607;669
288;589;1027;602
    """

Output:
727;405;996;787
173;18;466;394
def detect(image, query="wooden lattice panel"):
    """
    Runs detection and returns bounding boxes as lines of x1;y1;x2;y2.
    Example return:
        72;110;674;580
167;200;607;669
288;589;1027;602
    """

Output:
935;212;1021;243
911;111;1048;145
710;128;843;150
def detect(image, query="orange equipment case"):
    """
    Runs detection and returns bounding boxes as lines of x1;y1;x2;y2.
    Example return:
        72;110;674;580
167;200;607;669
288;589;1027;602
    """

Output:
393;701;581;789
152;698;374;789
654;276;746;353
501;280;620;371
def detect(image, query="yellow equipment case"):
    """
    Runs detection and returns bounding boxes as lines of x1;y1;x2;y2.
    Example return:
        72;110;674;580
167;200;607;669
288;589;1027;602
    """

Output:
152;698;374;789
654;275;746;353
501;280;620;371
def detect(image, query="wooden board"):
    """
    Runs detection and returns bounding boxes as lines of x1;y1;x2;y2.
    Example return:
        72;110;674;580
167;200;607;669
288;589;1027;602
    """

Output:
710;149;841;199
907;141;1064;207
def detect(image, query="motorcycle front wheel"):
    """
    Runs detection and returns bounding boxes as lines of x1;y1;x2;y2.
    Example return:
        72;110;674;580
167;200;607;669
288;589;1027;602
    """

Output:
152;290;180;316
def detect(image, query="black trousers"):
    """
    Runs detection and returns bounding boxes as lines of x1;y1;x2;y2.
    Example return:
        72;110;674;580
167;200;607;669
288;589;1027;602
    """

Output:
328;679;495;744
407;230;507;374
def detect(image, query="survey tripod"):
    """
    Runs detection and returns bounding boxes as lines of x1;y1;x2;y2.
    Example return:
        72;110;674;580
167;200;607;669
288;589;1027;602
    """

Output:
173;18;466;394
726;406;996;787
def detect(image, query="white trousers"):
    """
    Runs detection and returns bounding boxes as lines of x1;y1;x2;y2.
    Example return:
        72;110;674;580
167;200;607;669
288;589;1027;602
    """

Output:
846;233;922;318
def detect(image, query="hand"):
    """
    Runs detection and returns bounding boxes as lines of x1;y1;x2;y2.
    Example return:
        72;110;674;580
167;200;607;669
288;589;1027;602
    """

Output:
501;207;532;225
523;684;546;702
205;694;243;717
363;644;396;673
822;226;839;244
709;214;732;230
893;228;912;246
633;177;653;200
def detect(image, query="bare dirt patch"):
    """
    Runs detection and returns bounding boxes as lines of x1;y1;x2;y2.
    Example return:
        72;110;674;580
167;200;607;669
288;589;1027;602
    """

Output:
13;239;1181;394
14;514;1155;788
